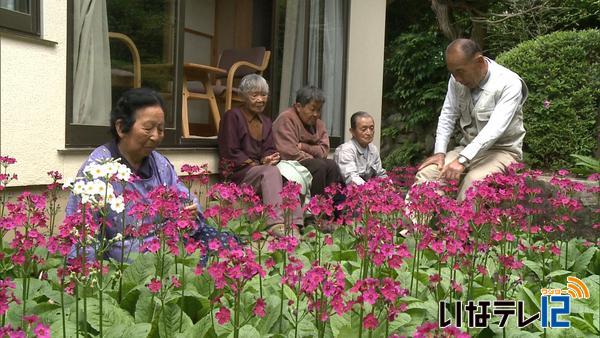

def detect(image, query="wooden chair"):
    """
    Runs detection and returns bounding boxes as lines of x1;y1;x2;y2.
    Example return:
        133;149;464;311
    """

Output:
108;32;141;88
182;47;271;138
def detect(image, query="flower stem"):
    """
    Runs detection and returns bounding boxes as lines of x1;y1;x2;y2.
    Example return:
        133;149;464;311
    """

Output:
179;252;185;333
60;258;67;338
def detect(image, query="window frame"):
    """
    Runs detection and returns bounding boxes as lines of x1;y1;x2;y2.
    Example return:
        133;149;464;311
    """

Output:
65;0;348;149
0;0;41;36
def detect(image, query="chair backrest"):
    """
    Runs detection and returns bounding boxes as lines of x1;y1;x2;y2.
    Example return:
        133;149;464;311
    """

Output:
216;47;267;80
108;32;141;88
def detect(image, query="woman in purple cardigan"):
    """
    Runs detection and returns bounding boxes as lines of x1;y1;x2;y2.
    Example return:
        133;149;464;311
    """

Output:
218;74;304;234
66;88;232;261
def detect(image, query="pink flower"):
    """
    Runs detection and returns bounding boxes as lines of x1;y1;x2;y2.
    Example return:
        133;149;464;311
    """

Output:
33;323;51;338
362;313;378;330
543;100;551;109
216;306;231;324
253;298;266;317
147;278;161;294
171;276;181;288
451;281;463;294
362;287;379;305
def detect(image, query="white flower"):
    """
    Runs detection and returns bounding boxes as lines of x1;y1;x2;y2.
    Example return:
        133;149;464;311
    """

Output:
72;180;86;195
110;195;125;213
104;161;119;177
116;164;132;182
63;177;75;189
85;163;108;179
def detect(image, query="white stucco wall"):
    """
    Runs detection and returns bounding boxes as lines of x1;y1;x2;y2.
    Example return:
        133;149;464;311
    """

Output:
0;1;67;187
1;0;386;187
345;0;387;148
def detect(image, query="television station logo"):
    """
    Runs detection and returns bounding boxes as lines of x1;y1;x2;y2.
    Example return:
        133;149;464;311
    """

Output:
439;276;591;329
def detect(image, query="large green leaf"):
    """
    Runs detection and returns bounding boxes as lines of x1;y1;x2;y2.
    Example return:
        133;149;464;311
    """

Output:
329;312;351;337
570;315;600;335
104;323;152;338
29;302;64;323
254;295;282;335
228;325;261;338
12;277;52;302
50;319;78;338
122;254;156;297
546;270;572;279
81;296;135;331
570;247;597;273
523;260;544;281
157;303;193;338
176;314;213;338
375;312;411;336
135;290;159;324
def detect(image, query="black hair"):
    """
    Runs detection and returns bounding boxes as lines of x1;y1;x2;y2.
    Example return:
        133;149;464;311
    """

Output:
350;111;373;129
295;85;325;106
110;88;165;140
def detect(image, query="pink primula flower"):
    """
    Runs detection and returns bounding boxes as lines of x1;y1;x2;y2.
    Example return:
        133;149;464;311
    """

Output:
147;278;162;294
253;298;266;318
216;306;231;324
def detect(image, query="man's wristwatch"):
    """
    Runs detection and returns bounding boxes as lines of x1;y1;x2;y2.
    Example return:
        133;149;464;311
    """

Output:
457;155;469;167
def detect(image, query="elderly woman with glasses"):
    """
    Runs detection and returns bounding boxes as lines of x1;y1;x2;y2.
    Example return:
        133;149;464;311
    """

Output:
218;74;304;234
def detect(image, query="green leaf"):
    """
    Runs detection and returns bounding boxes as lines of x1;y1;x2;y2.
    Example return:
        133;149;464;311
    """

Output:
282;284;297;303
571;247;597;273
158;303;193;338
81;296;135;331
383;312;411;334
122;254;156;297
330;312;351;337
104;323;152;338
176;314;213;338
254;295;281;335
546;270;572;279
50;319;78;338
520;285;541;313
570;315;600;334
523;260;544;280
135;290;159;323
407;299;438;319
228;325;261;338
30;302;64;323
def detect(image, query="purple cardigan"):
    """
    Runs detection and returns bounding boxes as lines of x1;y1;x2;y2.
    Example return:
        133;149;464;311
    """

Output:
66;143;229;261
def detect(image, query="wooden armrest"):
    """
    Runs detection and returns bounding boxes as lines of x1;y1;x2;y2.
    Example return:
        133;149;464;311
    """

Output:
184;63;228;81
108;32;141;87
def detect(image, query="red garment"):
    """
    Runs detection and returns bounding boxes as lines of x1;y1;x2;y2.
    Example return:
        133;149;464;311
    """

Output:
273;107;330;161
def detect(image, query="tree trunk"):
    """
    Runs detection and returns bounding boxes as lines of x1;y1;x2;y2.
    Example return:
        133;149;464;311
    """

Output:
430;0;458;41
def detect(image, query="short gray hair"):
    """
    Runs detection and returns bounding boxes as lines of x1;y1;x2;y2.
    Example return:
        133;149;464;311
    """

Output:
350;111;373;129
239;74;269;95
295;85;325;106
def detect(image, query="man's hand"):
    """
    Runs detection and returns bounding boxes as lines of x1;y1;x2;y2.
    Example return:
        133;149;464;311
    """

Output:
440;159;465;181
418;153;446;171
261;152;281;166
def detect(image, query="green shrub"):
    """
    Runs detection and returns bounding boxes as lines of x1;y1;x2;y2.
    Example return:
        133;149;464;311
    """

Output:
382;30;449;168
496;29;600;170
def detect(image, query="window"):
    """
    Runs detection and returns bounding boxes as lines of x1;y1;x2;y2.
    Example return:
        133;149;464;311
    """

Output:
0;0;41;36
273;0;348;140
66;0;347;148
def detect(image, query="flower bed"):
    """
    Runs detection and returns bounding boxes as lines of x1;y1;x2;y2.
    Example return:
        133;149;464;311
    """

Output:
0;156;599;338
